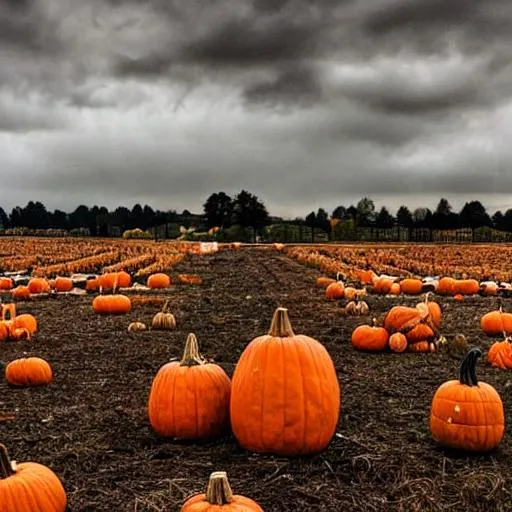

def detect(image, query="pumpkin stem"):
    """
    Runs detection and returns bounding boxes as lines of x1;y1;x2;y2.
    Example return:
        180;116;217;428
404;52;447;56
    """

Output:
0;444;15;479
205;472;234;505
459;347;482;386
161;299;170;314
180;333;206;366
268;307;295;337
372;317;378;327
336;272;344;282
1;304;16;322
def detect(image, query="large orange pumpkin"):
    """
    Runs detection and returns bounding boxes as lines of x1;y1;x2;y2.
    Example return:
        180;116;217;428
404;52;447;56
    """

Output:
5;357;53;387
430;348;504;451
230;307;340;456
383;306;428;334
181;472;262;512
481;308;512;336
351;321;389;351
148;333;231;439
0;444;67;511
92;294;131;315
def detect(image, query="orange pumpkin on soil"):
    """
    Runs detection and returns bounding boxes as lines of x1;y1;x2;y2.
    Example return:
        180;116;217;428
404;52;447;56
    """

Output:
0;277;13;290
389;282;401;295
372;277;394;295
0;444;67;511
316;276;336;288
400;278;423;295
437;277;457;296
481;308;512;336
487;337;512;370
325;273;345;300
92;294;131;315
389;333;408;353
11;285;30;300
5;357;52;387
181;472;262;512
28;278;50;294
384;306;429;334
230;308;340;456
54;277;73;293
148;333;231;440
147;273;171;289
351;319;389;352
430;348;504;451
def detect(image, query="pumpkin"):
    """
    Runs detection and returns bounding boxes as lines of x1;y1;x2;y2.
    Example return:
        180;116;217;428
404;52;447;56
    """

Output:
372;277;394;295
480;282;499;296
27;278;50;294
325;273;345;300
0;277;13;290
351;319;389;351
408;341;435;353
230;307;340;456
148;333;231;439
455;279;480;296
2;304;37;336
400;278;423;295
357;300;370;315
128;322;147;332
92;293;131;315
151;300;176;330
437;277;457;296
344;301;357;316
5;357;53;387
54;277;73;293
358;269;377;285
117;271;132;288
406;323;435;343
389;282;401;295
481;307;512;336
384;306;428;334
454;293;464;301
9;328;31;341
343;287;357;301
13;314;38;335
147;273;171;289
430;347;504;451
11;286;30;300
389;333;408;353
181;471;262;512
487;337;512;370
316;276;336;288
0;444;67;512
97;273;118;290
0;322;10;342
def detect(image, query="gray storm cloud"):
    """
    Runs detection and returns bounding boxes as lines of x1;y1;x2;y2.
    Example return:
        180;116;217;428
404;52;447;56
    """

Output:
1;0;512;217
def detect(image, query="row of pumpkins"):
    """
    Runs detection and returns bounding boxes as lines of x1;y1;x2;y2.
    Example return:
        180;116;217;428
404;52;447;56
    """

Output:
318;272;508;299
0;270;203;301
1;304;508;510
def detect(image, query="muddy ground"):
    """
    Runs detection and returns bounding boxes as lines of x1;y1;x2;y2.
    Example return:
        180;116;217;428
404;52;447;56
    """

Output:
1;247;511;511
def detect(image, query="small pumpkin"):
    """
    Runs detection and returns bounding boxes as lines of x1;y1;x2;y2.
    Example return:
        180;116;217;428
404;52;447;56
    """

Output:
11;285;30;300
343;287;357;301
480;282;499;296
437;277;457;296
0;277;13;290
148;333;231;439
230;307;340;456
372;277;394;295
85;278;100;292
419;293;442;328
117;271;132;288
400;278;423;295
351;319;389;351
147;273;171;289
408;340;435;353
430;347;505;451
54;277;73;293
151;300;176;330
406;323;435;343
177;274;203;285
325;273;345;300
5;357;53;387
455;279;480;296
487;336;512;370
0;444;67;512
27;278;50;294
389;333;408;353
181;471;262;512
97;272;118;290
389;282;401;295
128;322;147;332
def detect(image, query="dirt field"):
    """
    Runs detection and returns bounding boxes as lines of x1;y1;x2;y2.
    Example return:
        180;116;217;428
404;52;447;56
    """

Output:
1;247;511;511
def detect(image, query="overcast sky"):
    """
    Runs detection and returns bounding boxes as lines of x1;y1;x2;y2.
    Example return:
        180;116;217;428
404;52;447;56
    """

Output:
1;0;511;218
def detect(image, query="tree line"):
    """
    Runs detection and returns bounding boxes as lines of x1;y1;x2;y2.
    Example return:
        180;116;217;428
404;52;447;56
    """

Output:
0;193;511;237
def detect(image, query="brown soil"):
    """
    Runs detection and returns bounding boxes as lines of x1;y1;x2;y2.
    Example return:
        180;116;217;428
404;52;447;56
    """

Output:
1;247;511;511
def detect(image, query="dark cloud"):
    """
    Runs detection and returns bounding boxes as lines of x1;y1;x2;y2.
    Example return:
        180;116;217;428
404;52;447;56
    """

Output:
1;0;512;215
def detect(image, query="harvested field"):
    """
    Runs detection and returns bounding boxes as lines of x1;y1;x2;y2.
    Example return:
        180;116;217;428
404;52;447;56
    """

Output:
1;247;511;511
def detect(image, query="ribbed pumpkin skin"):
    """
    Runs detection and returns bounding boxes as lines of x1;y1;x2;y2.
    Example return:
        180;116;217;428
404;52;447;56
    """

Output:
5;357;53;386
148;363;231;439
92;295;132;315
400;279;423;295
481;311;512;335
0;462;67;512
12;286;30;300
351;325;389;351
487;341;512;369
54;277;73;292
181;494;262;511
28;278;50;294
389;333;408;353
230;333;340;456
13;314;37;335
430;380;504;451
147;273;171;289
